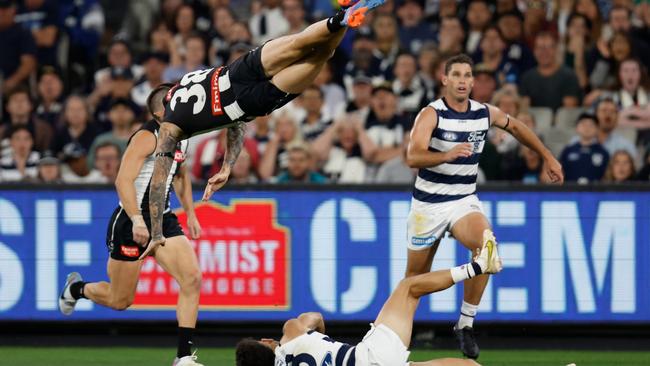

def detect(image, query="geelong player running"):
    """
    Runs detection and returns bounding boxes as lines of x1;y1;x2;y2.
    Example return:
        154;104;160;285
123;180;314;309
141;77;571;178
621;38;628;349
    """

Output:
235;236;502;366
143;0;386;258
405;54;564;359
59;96;204;366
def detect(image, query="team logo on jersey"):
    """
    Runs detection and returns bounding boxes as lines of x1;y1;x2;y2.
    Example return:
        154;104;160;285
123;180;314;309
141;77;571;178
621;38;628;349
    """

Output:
211;67;224;116
592;153;604;166
173;150;185;163
132;201;291;310
442;131;458;141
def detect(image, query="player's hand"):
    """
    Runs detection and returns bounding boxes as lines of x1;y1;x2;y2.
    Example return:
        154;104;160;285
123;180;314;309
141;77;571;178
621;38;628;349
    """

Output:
443;143;473;162
130;214;150;246
187;214;202;240
139;236;165;260
542;155;564;184
202;166;231;201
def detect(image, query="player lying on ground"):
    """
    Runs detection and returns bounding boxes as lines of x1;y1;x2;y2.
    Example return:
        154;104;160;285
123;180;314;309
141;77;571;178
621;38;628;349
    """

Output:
141;0;386;259
404;54;564;359
235;235;502;366
59;99;204;366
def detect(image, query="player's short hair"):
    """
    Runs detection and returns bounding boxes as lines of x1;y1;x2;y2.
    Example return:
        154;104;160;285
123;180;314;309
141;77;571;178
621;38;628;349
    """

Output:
235;338;275;366
444;54;474;75
146;83;175;122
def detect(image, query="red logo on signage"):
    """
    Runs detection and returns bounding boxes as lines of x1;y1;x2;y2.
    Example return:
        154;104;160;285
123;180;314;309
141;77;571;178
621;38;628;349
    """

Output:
211;67;224;116
120;246;140;258
132;201;291;310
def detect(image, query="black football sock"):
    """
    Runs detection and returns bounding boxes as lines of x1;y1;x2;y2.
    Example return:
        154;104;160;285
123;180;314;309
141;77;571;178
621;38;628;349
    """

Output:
177;327;195;358
327;9;347;33
70;281;86;300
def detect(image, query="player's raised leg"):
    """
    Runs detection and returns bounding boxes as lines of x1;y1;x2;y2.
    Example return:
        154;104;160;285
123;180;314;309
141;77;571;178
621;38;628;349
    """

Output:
59;259;143;314
154;235;203;366
405;239;440;277
374;238;501;349
449;213;495;359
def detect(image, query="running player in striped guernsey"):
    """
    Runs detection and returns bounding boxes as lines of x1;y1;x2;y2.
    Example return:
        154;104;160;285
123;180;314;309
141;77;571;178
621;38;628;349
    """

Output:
405;54;564;359
59;95;204;366
235;236;502;366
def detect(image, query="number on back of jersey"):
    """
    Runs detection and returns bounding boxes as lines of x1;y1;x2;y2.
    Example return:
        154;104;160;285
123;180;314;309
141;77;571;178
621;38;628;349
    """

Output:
169;68;214;115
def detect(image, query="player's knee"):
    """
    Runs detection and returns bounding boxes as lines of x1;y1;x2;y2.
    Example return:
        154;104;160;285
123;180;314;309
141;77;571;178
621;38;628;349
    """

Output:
111;297;133;311
180;267;202;292
397;277;417;297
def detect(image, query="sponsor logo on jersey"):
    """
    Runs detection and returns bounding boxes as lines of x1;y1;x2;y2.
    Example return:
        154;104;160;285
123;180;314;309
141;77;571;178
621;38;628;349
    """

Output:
120;245;140;258
468;131;486;142
133;201;291;310
411;235;437;246
211;67;224;116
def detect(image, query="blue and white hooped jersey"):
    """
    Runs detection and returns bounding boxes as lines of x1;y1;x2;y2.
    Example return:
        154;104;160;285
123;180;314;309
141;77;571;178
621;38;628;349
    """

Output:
412;98;490;204
275;330;356;366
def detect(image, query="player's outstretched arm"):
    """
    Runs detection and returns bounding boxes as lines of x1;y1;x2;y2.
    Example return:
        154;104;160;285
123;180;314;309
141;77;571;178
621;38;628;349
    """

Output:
202;122;246;201
487;104;564;184
173;164;201;240
140;123;183;259
406;107;473;168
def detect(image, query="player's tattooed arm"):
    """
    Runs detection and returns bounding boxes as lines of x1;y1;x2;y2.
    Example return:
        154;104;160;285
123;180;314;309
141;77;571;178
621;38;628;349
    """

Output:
224;122;246;168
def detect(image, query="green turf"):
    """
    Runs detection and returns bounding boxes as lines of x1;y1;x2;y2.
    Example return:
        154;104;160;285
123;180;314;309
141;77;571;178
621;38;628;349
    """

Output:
1;347;649;366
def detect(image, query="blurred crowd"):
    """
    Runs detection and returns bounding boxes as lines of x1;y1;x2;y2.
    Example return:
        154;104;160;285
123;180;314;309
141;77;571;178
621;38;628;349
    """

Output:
0;0;649;186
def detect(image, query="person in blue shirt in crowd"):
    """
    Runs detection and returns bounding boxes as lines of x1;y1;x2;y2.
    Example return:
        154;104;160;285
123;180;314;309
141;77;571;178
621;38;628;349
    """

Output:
15;0;59;67
275;142;328;183
0;0;36;93
560;112;610;183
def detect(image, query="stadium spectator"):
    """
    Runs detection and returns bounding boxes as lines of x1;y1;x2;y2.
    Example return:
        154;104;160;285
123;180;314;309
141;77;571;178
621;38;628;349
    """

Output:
496;10;536;72
437;16;465;55
60;142;106;183
375;134;414;184
0;125;39;182
248;0;289;45
116;1;158;55
342;34;384;96
93;38;143;90
488;87;522;155
149;20;174;54
298;85;332;141
229;149;258;184
207;6;235;66
132;52;169;108
91;66;140;130
312;115;376;183
282;0;307;35
1;87;52;154
0;0;36;93
51;95;99;156
417;42;437;92
603;149;637;183
586;31;636;96
397;0;435;54
523;0;556;48
252;115;272;156
170;4;197;62
35;66;64;127
464;0;492;55
15;0;59;67
473;25;519;85
561;13;592;91
87;98;136;169
608;5;650;66
392;52;433;121
595;98;637;158
520;32;582;110
372;14;401;79
163;33;207;82
313;62;347;120
612;58;650;109
471;66;497;104
337;75;373;120
365;83;406;166
512;145;543;184
259;114;301;181
192;129;259;181
93;141;121;184
495;0;517;15
35;151;61;183
575;0;603;42
274;142;327;183
560;112;609;183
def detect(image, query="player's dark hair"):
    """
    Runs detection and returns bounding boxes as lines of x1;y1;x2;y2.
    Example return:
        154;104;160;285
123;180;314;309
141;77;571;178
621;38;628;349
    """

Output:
146;83;175;122
235;338;275;366
444;54;474;75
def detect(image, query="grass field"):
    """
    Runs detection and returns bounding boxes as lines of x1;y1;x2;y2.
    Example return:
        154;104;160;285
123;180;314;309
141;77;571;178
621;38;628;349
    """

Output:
2;347;650;366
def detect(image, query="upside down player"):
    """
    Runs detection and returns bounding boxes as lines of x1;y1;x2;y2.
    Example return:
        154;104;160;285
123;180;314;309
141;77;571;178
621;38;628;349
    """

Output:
59;96;204;365
235;236;502;366
405;54;564;359
142;0;386;258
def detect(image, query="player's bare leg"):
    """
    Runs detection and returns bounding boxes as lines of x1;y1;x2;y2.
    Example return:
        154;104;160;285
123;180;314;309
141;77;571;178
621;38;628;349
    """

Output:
144;122;185;259
154;235;203;365
449;213;494;359
405;239;440;277
83;259;143;309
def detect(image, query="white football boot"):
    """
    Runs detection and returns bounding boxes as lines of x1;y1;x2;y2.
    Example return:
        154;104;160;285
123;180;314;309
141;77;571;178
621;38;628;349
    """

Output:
59;272;83;315
173;351;204;366
474;230;503;274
